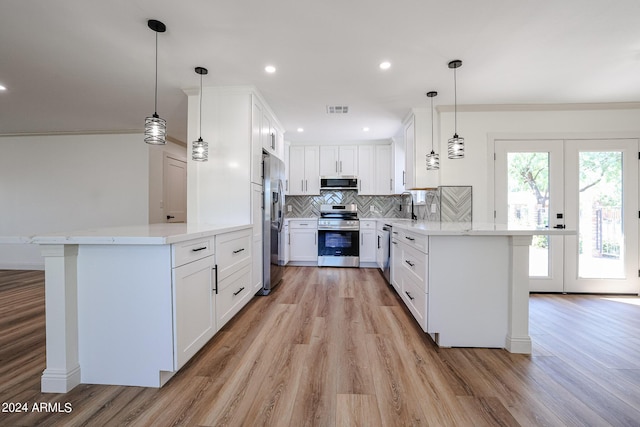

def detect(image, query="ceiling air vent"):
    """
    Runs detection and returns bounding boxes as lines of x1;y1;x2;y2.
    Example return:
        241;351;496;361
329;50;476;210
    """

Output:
326;105;349;114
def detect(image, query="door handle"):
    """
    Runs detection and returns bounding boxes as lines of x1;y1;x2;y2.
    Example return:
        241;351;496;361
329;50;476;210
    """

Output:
167;215;175;220
553;224;566;229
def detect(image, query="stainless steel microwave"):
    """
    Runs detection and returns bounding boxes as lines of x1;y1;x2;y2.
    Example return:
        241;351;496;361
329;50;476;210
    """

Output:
320;176;358;190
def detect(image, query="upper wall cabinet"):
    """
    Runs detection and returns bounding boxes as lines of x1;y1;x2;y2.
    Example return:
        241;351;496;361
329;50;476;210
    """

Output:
253;97;284;181
403;115;416;190
319;145;357;176
288;145;320;195
358;145;393;195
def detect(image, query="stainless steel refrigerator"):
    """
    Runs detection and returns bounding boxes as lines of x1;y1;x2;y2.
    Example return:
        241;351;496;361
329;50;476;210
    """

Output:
258;151;285;295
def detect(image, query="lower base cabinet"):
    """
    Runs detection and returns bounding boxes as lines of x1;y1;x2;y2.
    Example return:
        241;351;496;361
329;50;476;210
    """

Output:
74;227;253;389
173;255;216;370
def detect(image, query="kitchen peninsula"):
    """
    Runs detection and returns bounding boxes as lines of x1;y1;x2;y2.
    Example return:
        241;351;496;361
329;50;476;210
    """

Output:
33;223;253;393
389;220;573;353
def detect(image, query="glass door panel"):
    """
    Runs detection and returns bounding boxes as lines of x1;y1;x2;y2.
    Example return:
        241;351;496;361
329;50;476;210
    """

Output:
564;140;638;293
495;140;564;292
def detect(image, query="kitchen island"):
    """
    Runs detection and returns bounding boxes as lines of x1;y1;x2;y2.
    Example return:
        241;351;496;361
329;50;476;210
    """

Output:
32;223;253;393
389;220;573;354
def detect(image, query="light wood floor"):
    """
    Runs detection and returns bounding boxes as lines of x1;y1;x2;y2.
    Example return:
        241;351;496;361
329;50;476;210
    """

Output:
1;268;640;426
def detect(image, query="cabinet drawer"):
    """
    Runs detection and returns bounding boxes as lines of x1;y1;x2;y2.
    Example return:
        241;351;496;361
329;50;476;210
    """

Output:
172;237;214;268
360;220;376;229
402;272;428;332
216;265;252;330
399;229;428;253
400;242;428;290
216;229;252;280
289;219;317;229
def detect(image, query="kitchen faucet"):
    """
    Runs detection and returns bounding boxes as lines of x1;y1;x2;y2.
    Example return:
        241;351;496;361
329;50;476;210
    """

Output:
400;191;417;220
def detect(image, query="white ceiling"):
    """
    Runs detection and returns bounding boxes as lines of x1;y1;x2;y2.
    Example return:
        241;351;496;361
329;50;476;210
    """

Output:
2;0;640;144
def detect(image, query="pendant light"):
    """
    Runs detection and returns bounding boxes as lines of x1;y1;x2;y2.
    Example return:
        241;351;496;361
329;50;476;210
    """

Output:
447;59;464;159
192;67;209;162
144;19;167;145
426;91;439;170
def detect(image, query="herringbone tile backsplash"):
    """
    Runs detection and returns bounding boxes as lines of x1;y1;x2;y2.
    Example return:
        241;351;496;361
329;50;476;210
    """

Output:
285;187;471;222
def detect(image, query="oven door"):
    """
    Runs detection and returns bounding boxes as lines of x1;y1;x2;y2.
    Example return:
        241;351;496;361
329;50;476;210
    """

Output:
317;229;360;267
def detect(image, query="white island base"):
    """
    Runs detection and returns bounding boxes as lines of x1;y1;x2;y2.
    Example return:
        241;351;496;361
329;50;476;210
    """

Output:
390;221;572;354
35;223;253;393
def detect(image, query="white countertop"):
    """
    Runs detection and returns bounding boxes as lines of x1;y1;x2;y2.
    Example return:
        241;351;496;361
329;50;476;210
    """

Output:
28;223;252;245
390;220;575;236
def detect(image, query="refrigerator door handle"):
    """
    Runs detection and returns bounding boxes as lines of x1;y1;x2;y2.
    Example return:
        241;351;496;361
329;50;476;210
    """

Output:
277;179;285;232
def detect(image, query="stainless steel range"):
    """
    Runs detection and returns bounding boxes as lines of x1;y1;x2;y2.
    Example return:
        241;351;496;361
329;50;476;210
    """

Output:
317;204;360;267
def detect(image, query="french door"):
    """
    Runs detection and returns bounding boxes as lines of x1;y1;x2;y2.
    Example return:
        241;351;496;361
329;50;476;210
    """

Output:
495;138;639;294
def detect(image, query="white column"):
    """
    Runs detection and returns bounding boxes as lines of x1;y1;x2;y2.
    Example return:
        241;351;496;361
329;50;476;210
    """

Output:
505;235;533;354
40;244;81;393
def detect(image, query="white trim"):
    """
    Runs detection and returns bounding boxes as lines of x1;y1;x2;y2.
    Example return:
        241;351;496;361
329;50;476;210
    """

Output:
438;102;640;113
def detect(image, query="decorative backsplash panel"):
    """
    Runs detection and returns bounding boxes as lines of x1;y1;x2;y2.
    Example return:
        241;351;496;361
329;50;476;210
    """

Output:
285;186;471;222
286;191;405;218
440;186;472;222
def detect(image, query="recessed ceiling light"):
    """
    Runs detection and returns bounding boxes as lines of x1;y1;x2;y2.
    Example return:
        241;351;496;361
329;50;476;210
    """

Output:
297;128;304;133
0;84;7;91
265;65;276;73
379;61;391;70
363;127;370;132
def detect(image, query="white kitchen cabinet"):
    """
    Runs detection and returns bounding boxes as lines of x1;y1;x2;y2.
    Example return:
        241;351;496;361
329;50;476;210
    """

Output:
251;183;263;293
319;145;357;176
187;87;283;225
173;253;215;370
359;219;377;265
215;228;253;329
357;145;375;195
281;221;289;264
358;144;393;195
288;145;320;195
289;219;318;263
403;115;416;190
390;230;401;293
375;144;393;195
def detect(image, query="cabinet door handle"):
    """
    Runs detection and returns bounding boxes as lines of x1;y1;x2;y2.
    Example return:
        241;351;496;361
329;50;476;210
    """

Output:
403;170;406;186
167;215;175;220
314;233;317;245
392;241;398;245
405;259;415;267
285;179;288;192
405;291;415;301
390;179;392;191
233;287;245;296
335;160;338;173
233;248;245;254
377;235;381;249
361;233;363;245
405;236;415;241
192;246;208;252
212;265;218;294
340;161;342;173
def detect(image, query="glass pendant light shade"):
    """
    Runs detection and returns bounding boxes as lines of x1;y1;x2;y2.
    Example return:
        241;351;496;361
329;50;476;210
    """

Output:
426;150;440;170
192;66;209;161
447;60;464;159
426;90;440;170
192;137;208;161
145;20;167;145
448;134;464;159
144;113;167;145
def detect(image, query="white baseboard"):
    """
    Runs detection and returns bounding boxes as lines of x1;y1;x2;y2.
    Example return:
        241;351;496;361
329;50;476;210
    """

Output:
0;262;44;270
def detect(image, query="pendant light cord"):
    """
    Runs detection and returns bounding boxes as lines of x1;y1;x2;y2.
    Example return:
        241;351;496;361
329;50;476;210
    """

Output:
154;31;158;115
431;95;434;151
199;73;203;138
453;67;457;134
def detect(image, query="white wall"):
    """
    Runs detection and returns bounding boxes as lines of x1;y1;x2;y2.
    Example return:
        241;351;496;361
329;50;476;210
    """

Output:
427;105;640;223
0;133;150;269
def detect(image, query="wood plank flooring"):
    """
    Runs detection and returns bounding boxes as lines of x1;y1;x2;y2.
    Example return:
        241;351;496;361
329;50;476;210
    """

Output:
1;267;640;426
